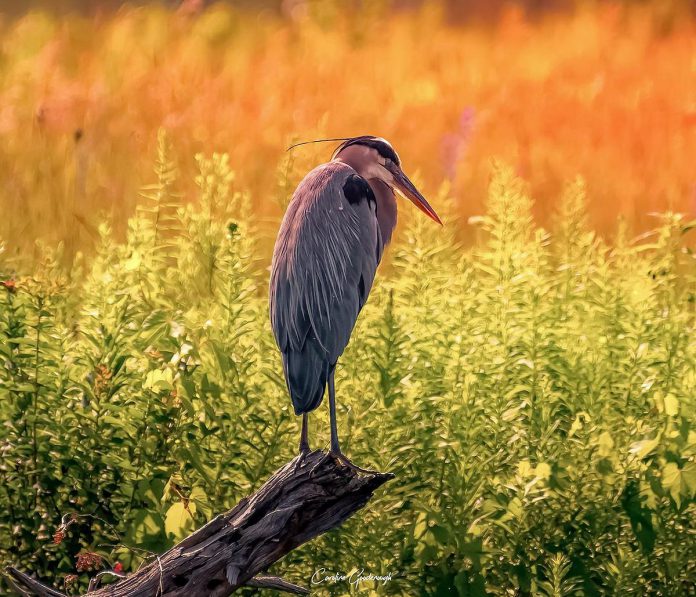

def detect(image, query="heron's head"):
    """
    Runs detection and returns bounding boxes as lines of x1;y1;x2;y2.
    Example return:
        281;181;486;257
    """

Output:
332;136;442;225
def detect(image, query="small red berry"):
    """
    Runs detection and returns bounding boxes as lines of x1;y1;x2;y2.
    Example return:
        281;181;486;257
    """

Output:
1;280;16;293
113;562;123;573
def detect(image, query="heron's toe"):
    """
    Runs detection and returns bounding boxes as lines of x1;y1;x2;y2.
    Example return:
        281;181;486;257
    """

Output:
329;450;379;475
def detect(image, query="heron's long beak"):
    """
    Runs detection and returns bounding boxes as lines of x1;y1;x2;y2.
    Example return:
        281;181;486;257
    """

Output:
388;163;442;225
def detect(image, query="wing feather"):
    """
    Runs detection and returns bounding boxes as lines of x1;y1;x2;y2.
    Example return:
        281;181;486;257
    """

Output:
270;162;379;364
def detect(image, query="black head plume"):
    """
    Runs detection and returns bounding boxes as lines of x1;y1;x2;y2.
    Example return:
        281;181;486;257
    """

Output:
286;137;353;152
286;136;400;166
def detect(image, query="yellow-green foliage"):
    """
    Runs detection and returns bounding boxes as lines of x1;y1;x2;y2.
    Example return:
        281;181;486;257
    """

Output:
1;149;695;595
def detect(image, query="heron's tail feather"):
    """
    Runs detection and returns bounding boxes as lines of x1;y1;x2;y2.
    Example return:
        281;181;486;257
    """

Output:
282;340;330;415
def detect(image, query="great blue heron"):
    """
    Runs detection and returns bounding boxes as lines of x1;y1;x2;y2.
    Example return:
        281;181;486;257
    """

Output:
270;135;441;469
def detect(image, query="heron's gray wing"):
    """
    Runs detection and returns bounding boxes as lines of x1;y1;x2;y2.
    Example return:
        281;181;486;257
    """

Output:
270;161;380;363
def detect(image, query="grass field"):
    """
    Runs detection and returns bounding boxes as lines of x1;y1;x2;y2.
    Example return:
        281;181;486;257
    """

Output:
1;1;695;595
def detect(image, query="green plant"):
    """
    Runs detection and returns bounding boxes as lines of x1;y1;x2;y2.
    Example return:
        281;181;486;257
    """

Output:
1;154;694;595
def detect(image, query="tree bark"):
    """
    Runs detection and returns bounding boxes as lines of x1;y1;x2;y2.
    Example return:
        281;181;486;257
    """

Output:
5;450;393;596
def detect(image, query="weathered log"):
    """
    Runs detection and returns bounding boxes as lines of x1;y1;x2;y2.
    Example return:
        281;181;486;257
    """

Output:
5;450;393;596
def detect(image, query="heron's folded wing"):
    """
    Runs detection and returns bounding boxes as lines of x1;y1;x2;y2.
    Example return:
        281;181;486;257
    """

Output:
269;163;380;363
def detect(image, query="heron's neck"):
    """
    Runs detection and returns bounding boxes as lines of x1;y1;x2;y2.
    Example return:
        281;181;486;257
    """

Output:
368;179;397;248
334;153;397;248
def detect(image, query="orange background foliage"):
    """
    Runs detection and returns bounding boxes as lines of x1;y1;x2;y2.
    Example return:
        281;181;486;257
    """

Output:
0;1;695;258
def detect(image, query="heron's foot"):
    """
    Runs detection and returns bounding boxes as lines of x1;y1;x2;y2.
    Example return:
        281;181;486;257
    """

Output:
329;449;380;475
295;442;312;472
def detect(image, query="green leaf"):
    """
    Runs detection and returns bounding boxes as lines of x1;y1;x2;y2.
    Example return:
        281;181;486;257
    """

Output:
127;510;166;551
662;462;682;506
597;431;614;457
664;394;679;416
682;462;696;495
144;368;174;392
630;437;660;459
430;524;450;545
165;501;196;540
621;480;655;553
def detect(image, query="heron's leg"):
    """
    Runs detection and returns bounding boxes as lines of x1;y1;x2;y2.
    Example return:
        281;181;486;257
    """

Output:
299;413;310;455
328;368;341;454
327;367;379;475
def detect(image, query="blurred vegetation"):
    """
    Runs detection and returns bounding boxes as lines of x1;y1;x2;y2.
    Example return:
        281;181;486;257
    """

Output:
1;0;696;594
0;0;694;263
1;134;695;594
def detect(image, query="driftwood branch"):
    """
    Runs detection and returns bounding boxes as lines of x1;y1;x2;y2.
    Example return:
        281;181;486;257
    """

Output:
6;450;393;596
